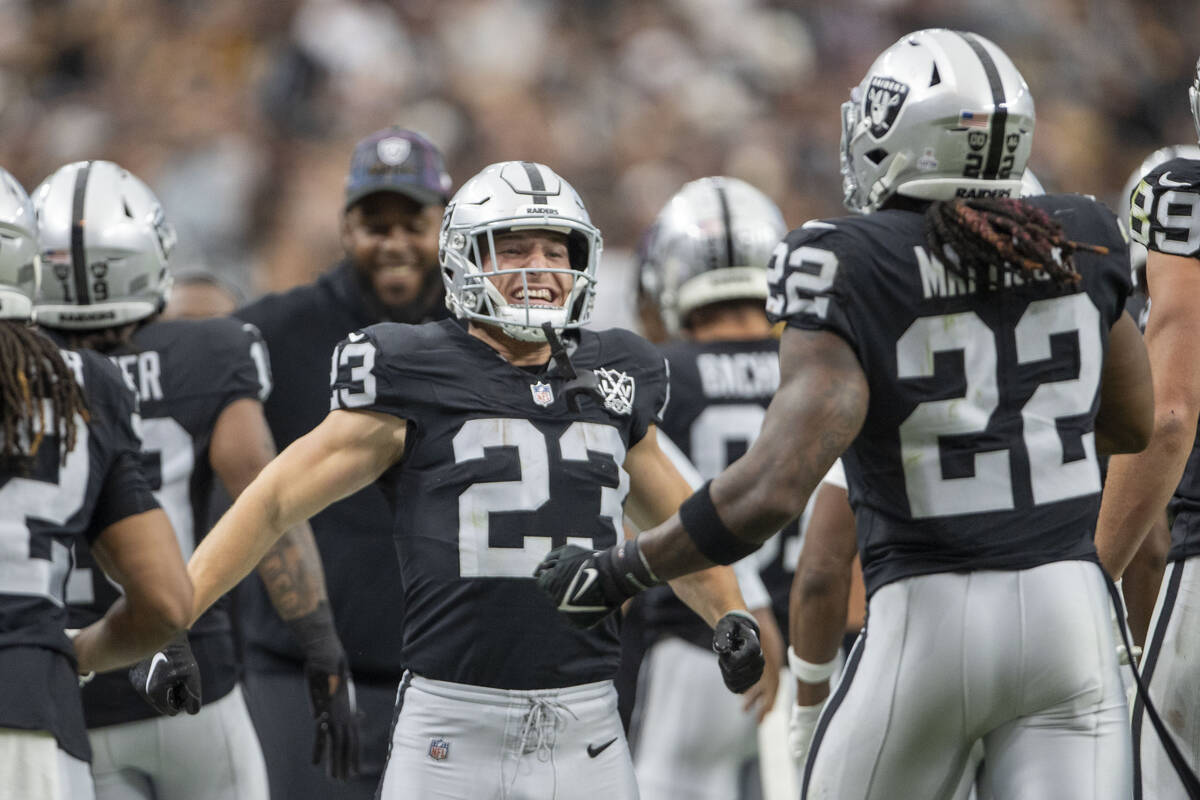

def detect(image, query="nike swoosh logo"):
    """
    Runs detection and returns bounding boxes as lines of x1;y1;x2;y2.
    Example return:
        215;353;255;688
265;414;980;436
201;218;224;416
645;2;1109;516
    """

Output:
559;566;607;613
587;738;617;758
145;652;169;694
347;331;366;342
1159;172;1192;188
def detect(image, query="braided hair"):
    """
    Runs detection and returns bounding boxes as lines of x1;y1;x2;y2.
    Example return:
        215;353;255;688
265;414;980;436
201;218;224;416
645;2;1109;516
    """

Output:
0;320;89;469
924;198;1108;290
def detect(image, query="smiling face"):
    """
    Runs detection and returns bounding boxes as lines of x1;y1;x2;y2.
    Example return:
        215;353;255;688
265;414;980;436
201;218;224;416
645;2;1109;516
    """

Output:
480;229;575;311
341;192;444;310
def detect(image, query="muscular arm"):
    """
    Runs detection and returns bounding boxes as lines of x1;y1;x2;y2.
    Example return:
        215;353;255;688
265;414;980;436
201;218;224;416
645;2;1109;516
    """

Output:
188;408;406;622
637;328;869;579
209;397;328;620
73;508;192;674
625;426;746;626
1097;253;1197;577
788;483;856;706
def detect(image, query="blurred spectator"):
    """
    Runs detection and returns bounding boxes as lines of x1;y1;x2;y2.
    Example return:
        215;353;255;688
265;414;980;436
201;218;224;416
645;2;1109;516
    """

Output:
162;271;244;320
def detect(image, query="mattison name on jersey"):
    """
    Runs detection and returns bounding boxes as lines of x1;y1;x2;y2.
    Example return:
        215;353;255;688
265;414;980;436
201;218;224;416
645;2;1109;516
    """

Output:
696;351;779;400
916;245;1051;299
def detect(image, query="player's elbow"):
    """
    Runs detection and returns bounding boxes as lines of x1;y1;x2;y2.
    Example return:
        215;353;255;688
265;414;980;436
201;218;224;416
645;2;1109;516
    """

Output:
137;576;193;640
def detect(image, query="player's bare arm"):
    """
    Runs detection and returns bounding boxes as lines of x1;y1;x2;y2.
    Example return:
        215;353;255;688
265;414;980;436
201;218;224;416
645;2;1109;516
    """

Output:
638;328;868;580
1094;311;1154;456
73;508;192;674
1097;253;1197;578
624;425;747;626
188;408;406;622
210;396;331;619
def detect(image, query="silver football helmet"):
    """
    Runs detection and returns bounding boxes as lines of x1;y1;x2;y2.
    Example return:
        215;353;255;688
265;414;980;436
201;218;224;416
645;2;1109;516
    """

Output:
841;29;1035;214
33;160;175;330
1019;168;1044;197
1121;144;1200;290
0;168;40;321
439;161;601;342
1190;56;1200;143
637;176;786;335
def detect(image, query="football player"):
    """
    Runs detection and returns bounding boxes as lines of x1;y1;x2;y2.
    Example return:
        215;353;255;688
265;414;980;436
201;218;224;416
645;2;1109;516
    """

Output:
186;161;763;799
631;175;804;800
231;127;452;800
537;29;1155;799
33;160;355;799
0;167;191;799
1096;67;1200;798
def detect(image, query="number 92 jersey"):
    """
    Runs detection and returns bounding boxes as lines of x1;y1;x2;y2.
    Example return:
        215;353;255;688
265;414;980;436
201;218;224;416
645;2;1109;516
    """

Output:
1130;156;1200;561
766;195;1131;598
330;318;669;690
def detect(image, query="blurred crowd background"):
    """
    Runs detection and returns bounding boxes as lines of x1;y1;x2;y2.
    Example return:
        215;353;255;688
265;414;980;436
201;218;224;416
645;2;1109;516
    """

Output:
1;0;1196;322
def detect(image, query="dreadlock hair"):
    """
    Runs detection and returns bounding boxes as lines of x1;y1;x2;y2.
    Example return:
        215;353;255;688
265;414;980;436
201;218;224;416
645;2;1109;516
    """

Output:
0;320;89;470
924;198;1109;291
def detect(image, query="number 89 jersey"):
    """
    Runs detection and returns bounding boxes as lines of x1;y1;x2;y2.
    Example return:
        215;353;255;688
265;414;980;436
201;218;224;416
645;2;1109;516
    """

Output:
1130;156;1200;562
331;319;669;690
767;195;1131;597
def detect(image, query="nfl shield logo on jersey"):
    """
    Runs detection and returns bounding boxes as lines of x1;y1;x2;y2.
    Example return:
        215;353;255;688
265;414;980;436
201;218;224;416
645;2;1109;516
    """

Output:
428;737;450;761
593;368;635;416
530;381;554;407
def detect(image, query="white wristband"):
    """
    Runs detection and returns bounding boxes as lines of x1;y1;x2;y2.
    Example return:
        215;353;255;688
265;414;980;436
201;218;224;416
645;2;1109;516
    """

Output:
788;646;837;683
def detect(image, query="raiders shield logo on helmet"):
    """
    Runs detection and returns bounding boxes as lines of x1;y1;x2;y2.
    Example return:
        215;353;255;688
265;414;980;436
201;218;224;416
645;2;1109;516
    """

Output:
593;368;635;416
865;76;909;139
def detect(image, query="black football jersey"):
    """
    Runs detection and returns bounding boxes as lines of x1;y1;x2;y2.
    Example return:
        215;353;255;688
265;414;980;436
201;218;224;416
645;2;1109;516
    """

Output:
640;338;801;645
0;339;158;760
1130;157;1200;562
329;319;668;690
767;194;1131;597
67;317;269;728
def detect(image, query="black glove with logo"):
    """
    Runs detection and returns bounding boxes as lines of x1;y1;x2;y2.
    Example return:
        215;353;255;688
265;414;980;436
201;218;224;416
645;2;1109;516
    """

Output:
288;603;360;780
129;632;202;716
534;541;660;629
712;611;765;694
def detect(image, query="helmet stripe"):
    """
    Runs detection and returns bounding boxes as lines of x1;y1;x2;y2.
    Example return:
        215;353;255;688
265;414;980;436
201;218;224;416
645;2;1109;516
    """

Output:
715;181;736;268
956;32;1008;181
520;161;549;205
70;161;93;305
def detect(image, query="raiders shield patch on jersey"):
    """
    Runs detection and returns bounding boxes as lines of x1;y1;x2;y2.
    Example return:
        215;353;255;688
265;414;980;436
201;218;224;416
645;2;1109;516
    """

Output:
531;381;554;407
428;737;450;761
865;76;909;139
593;368;635;416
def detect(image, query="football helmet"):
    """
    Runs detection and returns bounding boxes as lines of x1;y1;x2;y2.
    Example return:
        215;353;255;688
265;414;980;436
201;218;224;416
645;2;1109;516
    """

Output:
439;161;601;342
637;176;786;334
841;29;1035;214
1190;56;1200;143
1019;168;1044;196
33;160;175;330
1121;144;1200;290
0;168;40;322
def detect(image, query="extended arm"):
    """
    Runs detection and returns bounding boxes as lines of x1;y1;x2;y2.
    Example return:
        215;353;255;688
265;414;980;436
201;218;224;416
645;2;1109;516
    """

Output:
73;508;192;674
638;328;868;579
1097;256;1194;578
188;408;406;622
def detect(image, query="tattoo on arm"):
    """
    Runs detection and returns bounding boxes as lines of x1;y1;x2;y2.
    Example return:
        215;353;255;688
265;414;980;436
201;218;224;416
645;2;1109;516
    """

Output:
256;526;329;621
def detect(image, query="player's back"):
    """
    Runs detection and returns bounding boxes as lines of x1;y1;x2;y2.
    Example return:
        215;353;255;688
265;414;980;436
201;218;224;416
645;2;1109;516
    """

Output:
1;340;151;759
1130;156;1200;563
67;316;269;727
768;194;1131;596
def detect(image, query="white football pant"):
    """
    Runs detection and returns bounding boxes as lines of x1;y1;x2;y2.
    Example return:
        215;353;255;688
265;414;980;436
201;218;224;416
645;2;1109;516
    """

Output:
0;728;94;800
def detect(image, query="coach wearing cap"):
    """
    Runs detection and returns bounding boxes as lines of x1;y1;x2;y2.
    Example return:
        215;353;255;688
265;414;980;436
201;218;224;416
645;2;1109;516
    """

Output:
233;128;452;800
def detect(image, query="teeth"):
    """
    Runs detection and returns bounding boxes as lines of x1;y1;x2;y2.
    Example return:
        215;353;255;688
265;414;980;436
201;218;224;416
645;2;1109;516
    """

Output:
515;288;553;302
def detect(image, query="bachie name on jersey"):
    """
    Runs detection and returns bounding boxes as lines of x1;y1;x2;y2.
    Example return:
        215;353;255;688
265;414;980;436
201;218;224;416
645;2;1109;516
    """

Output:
915;245;1049;300
696;352;779;399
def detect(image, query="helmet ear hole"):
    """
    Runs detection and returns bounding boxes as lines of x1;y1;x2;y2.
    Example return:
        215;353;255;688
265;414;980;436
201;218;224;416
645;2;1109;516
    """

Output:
865;149;888;166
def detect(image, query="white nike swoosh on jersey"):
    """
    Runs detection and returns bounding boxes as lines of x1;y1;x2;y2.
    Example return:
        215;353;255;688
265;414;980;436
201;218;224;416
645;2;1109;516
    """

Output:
145;652;169;693
1159;172;1192;188
347;331;366;342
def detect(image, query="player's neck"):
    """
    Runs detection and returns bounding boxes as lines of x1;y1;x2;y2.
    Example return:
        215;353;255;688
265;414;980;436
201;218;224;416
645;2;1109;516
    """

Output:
686;313;773;343
468;322;552;366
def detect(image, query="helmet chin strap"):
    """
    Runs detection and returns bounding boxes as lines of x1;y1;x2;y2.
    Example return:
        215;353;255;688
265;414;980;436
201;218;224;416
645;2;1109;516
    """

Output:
542;322;598;413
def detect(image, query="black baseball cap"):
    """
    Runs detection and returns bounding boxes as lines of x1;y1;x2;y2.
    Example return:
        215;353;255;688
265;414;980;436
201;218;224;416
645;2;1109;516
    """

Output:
344;127;452;211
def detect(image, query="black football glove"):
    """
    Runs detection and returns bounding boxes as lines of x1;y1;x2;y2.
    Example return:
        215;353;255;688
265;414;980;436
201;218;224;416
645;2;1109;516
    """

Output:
287;603;360;781
305;652;360;780
129;632;202;716
712;611;765;694
534;542;659;629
